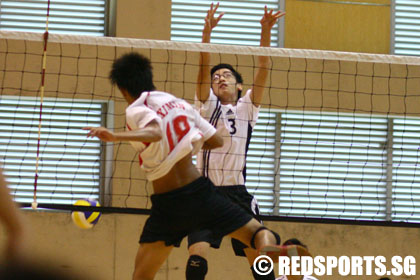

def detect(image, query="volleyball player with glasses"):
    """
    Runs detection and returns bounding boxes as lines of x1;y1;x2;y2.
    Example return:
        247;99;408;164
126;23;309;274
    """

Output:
185;3;309;280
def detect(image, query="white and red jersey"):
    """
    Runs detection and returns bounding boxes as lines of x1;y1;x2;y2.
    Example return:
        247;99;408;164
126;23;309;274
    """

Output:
195;89;259;186
126;91;216;181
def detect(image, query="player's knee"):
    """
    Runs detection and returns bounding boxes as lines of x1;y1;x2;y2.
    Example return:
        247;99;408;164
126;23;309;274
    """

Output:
250;227;281;249
185;255;208;280
270;230;281;245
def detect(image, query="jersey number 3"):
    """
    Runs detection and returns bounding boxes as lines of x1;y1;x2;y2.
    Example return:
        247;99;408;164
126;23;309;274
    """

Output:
166;115;191;153
228;119;237;135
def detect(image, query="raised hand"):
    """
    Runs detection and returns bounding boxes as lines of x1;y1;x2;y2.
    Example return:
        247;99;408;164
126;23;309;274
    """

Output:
204;2;225;32
260;5;285;30
83;126;116;142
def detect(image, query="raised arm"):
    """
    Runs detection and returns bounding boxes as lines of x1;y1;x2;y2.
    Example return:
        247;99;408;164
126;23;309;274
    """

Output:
196;2;225;103
251;6;285;107
84;120;162;143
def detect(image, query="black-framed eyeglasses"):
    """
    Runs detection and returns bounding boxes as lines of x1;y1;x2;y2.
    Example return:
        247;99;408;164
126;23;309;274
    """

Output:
212;71;234;83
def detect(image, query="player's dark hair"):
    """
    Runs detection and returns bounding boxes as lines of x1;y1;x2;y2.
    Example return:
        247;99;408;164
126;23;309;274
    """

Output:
211;63;243;100
109;52;156;99
283;238;308;249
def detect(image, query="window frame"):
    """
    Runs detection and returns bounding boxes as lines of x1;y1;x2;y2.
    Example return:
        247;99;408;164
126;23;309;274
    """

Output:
0;0;116;37
247;108;420;223
0;95;113;206
391;0;420;56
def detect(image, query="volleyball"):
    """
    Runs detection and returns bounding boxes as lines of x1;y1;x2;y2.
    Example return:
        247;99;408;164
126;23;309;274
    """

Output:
71;199;101;229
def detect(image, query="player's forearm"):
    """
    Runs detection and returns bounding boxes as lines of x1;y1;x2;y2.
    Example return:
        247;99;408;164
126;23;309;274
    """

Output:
200;28;212;71
114;128;162;143
258;55;269;71
252;27;271;107
200;27;212;67
202;132;223;150
196;28;212;102
202;25;212;43
258;27;272;68
260;26;272;48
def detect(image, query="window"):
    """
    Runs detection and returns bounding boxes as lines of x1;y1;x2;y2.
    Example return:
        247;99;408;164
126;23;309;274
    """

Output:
247;109;420;223
0;96;109;205
245;111;278;212
392;118;420;222
171;0;283;46
0;0;114;36
392;0;420;56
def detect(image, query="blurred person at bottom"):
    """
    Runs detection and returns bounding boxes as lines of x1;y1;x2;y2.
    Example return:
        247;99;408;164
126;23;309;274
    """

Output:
0;168;25;262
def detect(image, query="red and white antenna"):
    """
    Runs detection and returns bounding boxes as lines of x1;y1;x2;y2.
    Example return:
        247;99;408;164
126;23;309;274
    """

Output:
32;0;51;210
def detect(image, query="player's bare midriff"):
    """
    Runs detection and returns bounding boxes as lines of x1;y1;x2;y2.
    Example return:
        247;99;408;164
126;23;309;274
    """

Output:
151;152;201;194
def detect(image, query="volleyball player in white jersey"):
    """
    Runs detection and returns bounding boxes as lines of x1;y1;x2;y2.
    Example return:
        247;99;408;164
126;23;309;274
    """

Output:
186;3;288;280
85;52;309;280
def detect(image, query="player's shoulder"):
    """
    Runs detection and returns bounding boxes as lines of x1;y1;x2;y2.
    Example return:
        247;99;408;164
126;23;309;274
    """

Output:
237;89;253;104
201;88;218;104
126;92;158;115
147;90;174;100
148;90;171;96
138;90;180;107
149;91;187;102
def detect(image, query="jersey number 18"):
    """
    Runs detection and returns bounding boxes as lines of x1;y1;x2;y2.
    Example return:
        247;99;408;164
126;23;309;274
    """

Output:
166;115;191;153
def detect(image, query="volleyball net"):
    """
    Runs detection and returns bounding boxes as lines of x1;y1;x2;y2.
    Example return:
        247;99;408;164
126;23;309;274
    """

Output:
1;30;420;225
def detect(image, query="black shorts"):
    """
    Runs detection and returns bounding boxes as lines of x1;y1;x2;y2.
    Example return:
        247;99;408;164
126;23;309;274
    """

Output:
188;185;261;257
139;177;253;247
